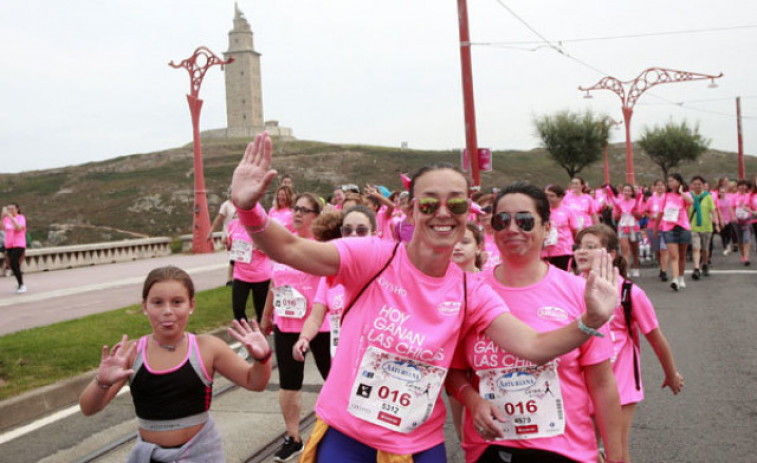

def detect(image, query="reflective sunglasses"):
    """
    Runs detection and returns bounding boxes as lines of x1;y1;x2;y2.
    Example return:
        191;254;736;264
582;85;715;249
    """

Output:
415;197;469;215
292;206;318;214
491;212;537;232
341;225;371;237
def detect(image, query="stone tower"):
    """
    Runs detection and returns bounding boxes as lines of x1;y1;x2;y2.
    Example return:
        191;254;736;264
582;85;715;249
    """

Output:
223;3;263;137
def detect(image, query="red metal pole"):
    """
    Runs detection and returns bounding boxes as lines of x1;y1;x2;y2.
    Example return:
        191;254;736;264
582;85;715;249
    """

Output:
621;106;635;185
603;144;610;185
457;0;480;188
737;96;745;180
187;95;214;253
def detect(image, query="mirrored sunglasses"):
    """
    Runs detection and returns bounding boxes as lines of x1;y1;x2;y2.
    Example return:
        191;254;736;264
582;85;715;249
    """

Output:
415;197;469;215
491;212;536;232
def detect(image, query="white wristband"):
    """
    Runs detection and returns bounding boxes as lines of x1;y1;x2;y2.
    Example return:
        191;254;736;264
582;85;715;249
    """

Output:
577;317;605;338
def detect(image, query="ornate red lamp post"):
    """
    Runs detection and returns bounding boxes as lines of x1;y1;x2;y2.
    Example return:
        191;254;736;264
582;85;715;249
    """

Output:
736;96;745;180
456;0;481;189
579;67;723;185
170;47;234;254
601;117;622;185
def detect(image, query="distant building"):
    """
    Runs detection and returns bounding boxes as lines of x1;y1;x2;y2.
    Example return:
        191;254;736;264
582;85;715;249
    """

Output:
203;3;293;140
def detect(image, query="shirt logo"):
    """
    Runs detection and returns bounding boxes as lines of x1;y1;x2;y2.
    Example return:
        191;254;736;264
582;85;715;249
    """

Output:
377;276;407;297
537;306;569;321
437;301;462;316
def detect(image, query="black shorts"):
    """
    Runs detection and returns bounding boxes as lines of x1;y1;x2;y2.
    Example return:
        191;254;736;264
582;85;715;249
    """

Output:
273;326;331;390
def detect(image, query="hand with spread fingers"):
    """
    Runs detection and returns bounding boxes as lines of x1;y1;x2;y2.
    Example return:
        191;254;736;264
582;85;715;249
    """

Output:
584;249;620;329
96;334;136;386
231;132;279;211
228;319;270;360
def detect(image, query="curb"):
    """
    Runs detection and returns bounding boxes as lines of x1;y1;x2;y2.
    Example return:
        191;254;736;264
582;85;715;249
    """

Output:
0;328;232;434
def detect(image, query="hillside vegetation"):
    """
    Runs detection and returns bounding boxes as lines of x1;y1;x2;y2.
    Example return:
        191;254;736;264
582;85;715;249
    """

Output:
1;137;752;246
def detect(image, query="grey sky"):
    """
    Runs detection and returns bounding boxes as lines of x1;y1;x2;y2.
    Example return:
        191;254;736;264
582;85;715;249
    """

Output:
1;0;755;175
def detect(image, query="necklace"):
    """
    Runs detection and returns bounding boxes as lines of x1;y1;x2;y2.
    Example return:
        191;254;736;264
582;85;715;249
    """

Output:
152;334;185;352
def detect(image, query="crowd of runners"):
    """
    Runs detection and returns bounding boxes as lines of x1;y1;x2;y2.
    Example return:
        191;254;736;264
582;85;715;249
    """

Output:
81;131;757;462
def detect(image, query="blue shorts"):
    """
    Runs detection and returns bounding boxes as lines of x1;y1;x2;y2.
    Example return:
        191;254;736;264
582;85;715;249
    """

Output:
663;227;692;245
316;426;446;463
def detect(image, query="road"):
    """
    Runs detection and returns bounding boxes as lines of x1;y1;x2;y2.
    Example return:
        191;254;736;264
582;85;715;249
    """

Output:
0;251;755;461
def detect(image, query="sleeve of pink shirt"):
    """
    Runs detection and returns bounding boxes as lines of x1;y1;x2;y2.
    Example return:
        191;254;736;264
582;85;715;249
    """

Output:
313;277;329;305
630;285;659;335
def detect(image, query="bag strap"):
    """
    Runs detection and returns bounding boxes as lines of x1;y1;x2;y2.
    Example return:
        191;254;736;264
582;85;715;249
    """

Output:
340;242;400;325
621;279;641;391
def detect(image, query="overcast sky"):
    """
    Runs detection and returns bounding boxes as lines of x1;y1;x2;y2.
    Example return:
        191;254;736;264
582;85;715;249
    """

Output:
2;0;756;174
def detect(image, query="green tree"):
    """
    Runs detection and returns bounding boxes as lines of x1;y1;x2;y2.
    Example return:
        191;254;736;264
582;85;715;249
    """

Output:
637;120;710;178
533;110;610;179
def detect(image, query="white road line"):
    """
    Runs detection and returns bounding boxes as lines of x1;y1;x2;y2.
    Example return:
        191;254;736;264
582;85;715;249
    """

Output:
685;269;757;274
0;264;226;308
0;342;242;445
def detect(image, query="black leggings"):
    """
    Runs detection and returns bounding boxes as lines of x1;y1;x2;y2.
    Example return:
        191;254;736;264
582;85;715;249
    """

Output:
477;445;578;462
274;327;331;390
6;247;24;286
232;279;270;322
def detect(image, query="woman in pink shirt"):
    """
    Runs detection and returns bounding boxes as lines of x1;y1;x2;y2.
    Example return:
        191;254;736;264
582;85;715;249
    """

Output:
3;203;27;293
543;184;580;271
269;185;295;232
563;177;599;230
574;225;683;463
226;218;271;323
645;180;669;281
447;182;623;463
655;174;693;291
714;178;737;256
229;133;619;462
475;193;500;272
733;179;753;266
607;184;644;278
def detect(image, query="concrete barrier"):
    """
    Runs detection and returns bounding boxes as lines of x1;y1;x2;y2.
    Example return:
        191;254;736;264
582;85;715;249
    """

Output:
180;232;226;253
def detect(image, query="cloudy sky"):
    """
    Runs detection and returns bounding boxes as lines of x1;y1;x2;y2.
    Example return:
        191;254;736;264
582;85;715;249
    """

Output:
2;0;756;174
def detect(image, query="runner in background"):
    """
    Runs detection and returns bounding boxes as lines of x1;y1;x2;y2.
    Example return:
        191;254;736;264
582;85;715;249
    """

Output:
606;184;644;278
473;193;499;272
543;184;580;272
656;174;693;291
226;217;271;323
645;180;669;281
269;185;296;232
230;133;619;462
733;180;753;266
688;176;719;279
575;225;683;463
363;185;395;240
3;203;27;293
563;177;599;231
207;188;237;286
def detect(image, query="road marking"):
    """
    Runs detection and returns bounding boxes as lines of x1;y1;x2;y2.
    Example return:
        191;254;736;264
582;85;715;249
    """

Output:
0;342;242;445
0;264;226;308
685;269;757;275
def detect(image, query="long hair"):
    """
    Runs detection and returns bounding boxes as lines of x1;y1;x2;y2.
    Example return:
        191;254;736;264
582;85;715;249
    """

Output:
575;224;628;279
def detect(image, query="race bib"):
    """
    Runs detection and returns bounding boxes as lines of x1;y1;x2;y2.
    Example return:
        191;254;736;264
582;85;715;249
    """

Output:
736;207;751;221
663;207;679;223
477;363;565;440
576;216;585;229
348;346;447;433
229;240;253;264
619;213;635;228
544;227;558;247
329;313;340;358
272;285;307;319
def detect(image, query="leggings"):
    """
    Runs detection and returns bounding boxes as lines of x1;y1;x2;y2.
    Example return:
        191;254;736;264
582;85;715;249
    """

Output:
6;247;24;286
477;445;578;462
231;279;270;322
274;327;331;390
316;426;447;463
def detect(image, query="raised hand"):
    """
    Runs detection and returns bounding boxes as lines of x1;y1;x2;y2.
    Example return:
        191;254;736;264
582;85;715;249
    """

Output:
231;132;278;210
228;319;270;360
584;249;619;328
96;334;136;386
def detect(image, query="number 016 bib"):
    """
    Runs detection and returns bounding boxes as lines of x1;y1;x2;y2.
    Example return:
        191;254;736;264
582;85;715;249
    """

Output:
477;363;565;440
348;346;447;433
272;285;307;319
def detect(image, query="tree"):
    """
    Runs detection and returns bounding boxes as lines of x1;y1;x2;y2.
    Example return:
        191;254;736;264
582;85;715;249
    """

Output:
637;120;710;178
533;109;610;179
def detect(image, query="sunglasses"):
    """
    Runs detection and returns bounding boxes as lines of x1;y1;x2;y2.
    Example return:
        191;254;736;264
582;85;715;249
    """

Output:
491;212;537;232
292;206;318;214
415;197;469;215
341;225;371;237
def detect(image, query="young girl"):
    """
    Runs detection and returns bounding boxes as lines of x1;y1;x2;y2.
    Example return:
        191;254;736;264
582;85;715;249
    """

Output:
574;225;683;463
656;174;693;290
79;266;271;462
452;222;485;273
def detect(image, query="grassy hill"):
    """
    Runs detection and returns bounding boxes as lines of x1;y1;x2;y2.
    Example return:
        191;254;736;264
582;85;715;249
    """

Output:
1;137;753;247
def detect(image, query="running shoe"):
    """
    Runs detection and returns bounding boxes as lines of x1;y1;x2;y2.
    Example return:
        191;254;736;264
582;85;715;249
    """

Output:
274;436;303;462
3;269;10;277
692;268;700;280
670;281;678;291
745;260;751;267
678;277;686;289
16;285;27;294
723;248;731;256
631;268;640;278
702;264;710;277
659;271;668;282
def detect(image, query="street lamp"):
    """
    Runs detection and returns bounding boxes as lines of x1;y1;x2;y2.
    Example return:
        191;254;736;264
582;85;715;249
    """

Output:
170;47;233;254
579;67;723;184
601;117;622;185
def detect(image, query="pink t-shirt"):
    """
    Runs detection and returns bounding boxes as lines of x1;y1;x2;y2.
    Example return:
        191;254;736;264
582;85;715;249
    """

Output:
563;192;595;229
609;280;659;406
645;193;665;220
313;278;346;316
660;193;691;231
452;266;613;463
269;206;295;232
481;232;501;272
270;255;328;333
227;220;272;283
3;215;26;248
314;238;507;454
542;204;578;257
717;194;733;223
374;206;394;241
613;197;642;233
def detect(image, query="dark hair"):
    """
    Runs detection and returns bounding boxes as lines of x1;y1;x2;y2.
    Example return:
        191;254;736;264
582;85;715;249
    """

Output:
294;192;323;214
274;185;294;209
343;205;377;232
667;173;688;193
409;163;469;200
575;224;628;279
495;182;550;224
572;176;586;186
621;183;636;199
10;203;21;214
690;175;706;185
736;179;751;189
342;192;364;207
475;193;495;206
545;184;566;198
653;179;665;188
142;266;195;301
311;210;343;242
465;222;485;270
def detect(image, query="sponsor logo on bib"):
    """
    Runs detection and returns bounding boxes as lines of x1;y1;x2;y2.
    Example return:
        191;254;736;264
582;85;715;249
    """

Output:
382;361;422;382
537;306;569;321
437;301;462;316
497;371;537;391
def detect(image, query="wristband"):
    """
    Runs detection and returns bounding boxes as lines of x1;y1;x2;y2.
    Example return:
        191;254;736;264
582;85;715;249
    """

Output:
577;317;605;338
253;348;273;364
454;383;472;401
236;203;268;229
94;375;112;390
